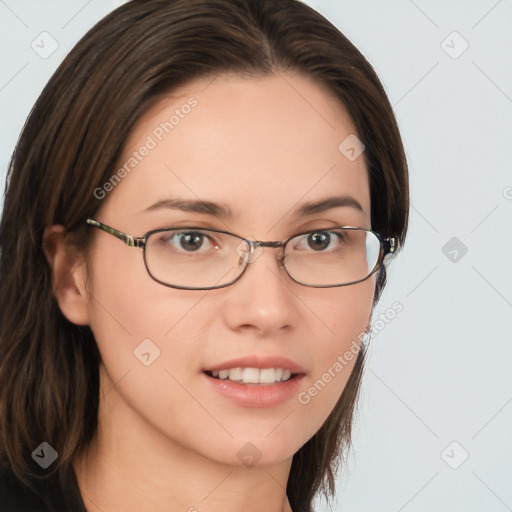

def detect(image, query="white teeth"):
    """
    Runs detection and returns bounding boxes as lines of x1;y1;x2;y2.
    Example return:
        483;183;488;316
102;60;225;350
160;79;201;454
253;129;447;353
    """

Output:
259;368;276;384
242;368;260;383
229;368;243;381
208;367;295;384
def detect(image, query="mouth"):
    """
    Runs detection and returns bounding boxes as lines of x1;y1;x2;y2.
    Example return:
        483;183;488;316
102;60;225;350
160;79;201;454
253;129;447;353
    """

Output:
203;368;301;386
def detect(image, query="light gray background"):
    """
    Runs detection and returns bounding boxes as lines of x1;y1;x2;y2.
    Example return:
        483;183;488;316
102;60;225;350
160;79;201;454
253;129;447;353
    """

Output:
1;1;511;511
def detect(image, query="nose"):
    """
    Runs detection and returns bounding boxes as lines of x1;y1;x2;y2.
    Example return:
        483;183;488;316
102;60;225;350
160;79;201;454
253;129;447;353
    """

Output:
221;244;300;336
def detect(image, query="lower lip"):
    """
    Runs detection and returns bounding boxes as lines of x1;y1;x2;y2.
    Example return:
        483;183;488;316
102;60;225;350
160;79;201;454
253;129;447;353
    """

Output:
202;372;305;408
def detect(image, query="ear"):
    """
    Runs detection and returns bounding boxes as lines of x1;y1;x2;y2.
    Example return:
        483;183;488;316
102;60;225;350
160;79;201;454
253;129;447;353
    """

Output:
43;225;90;325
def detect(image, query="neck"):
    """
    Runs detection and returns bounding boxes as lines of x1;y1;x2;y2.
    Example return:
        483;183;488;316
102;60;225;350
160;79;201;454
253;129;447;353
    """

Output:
73;366;292;512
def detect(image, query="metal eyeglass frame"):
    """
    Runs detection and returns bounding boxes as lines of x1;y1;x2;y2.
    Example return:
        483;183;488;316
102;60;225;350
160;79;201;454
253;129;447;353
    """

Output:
86;218;396;290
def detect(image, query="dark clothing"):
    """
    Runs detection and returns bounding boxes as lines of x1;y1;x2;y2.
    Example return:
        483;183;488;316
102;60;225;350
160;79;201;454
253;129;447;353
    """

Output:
0;462;87;512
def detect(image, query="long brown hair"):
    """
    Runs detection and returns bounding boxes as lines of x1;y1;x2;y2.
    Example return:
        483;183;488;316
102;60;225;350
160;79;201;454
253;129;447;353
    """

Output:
0;1;409;510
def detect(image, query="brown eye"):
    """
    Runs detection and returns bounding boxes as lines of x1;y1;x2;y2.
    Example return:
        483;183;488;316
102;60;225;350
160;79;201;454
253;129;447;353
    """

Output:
159;231;216;252
292;231;343;253
178;232;206;252
307;232;331;251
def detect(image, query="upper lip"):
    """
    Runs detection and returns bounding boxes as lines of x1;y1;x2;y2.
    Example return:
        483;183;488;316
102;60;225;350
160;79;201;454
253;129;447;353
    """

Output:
203;355;306;374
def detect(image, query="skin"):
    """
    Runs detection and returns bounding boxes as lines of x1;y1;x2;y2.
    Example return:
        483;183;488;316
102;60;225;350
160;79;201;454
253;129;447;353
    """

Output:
44;71;374;512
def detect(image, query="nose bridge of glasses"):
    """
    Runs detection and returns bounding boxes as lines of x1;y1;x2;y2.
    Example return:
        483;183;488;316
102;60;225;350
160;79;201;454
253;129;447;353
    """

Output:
236;238;285;265
255;240;283;249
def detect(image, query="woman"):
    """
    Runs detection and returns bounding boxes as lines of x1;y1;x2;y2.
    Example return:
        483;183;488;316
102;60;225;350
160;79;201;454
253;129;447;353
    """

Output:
0;0;408;510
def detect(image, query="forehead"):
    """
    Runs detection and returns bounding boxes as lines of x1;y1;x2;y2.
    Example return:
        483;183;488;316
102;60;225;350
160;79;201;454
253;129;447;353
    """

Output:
99;71;370;231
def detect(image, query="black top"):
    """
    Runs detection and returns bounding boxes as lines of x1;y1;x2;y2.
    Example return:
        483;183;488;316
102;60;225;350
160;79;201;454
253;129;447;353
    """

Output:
0;462;87;512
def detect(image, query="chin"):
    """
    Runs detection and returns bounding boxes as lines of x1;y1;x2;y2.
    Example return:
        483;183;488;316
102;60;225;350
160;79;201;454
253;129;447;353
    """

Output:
198;435;301;469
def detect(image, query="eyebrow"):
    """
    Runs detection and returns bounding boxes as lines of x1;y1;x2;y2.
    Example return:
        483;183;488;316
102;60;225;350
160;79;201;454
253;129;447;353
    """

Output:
143;195;364;217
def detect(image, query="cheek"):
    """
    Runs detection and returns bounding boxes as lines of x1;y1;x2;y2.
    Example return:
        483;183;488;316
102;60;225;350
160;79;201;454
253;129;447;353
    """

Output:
87;245;152;340
85;248;221;443
295;277;374;432
87;240;202;338
85;244;213;383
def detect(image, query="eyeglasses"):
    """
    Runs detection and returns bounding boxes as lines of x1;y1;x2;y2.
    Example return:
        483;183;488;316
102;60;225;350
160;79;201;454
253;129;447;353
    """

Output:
86;218;395;290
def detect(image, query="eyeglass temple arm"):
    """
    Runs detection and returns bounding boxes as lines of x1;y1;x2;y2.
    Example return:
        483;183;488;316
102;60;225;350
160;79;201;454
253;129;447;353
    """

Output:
86;218;145;248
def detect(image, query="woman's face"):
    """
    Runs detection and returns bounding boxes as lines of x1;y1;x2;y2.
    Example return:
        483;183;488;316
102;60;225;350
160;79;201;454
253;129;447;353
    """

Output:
83;71;374;467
